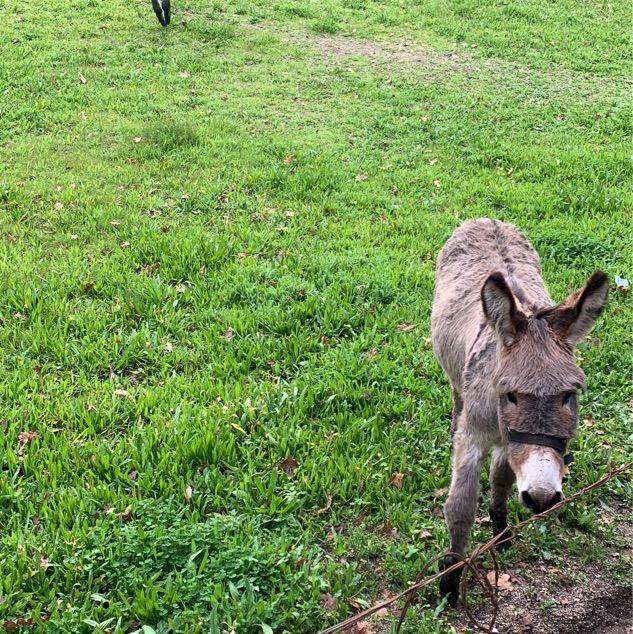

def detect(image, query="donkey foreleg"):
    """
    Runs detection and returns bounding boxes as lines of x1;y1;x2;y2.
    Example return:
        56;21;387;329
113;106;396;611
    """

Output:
489;447;515;550
440;428;485;605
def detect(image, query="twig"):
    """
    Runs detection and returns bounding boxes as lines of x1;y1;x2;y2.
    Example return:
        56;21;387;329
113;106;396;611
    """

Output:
318;460;632;634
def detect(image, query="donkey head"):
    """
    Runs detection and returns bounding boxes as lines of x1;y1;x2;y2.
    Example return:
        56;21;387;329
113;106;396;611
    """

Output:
482;271;609;513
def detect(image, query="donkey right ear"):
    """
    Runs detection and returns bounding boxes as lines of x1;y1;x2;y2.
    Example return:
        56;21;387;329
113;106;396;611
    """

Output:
481;273;526;347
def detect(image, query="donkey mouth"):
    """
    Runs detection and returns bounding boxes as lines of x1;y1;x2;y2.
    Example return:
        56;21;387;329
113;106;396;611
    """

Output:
520;489;562;514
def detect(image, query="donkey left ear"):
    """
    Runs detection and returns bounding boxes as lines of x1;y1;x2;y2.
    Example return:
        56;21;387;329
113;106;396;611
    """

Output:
546;271;609;346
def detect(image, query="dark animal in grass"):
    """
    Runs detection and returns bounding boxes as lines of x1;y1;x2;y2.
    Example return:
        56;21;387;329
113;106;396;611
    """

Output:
430;218;608;605
152;0;171;26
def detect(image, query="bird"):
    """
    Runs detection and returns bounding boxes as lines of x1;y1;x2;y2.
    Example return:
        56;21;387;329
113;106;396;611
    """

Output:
152;0;171;26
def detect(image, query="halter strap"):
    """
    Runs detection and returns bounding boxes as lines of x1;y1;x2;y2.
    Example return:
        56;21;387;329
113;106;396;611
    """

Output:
507;428;574;465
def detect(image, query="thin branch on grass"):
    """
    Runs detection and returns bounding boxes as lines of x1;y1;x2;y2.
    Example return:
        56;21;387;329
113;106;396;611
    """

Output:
319;460;632;634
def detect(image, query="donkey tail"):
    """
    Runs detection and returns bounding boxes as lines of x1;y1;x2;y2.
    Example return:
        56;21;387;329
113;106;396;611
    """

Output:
152;0;171;26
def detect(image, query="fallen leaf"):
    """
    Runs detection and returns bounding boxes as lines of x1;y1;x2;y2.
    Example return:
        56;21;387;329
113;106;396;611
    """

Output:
114;389;129;398
429;158;438;165
79;74;87;84
184;486;193;502
389;472;404;489
128;470;138;481
120;241;131;249
433;487;448;498
366;348;378;360
133;137;142;144
54;202;64;210
13;312;27;321
419;530;432;539
519;613;534;631
6;233;16;243
475;515;492;525
316;493;333;515
224;328;234;341
39;555;50;570
279;455;299;478
355;173;368;182
143;262;160;275
349;621;374;634
18;431;38;455
396;322;417;332
320;592;337;614
116;505;133;522
283;154;296;165
320;333;331;349
179;70;190;78
433;179;441;188
486;571;514;591
164;342;174;353
391;184;399;194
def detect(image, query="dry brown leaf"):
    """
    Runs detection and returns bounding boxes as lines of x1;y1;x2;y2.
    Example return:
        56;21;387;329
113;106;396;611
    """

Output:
79;74;87;84
114;389;129;398
184;485;193;503
54;202;64;210
39;555;50;570
133;137;142;144
486;571;514;591
389;472;404;489
283;154;296;165
366;348;378;360
349;621;374;634
433;179;442;188
429;158;438;165
396;322;417;332
179;70;190;78
279;455;299;478
224;328;234;341
164;342;174;353
128;470;138;481
18;431;38;455
120;241;131;249
320;592;337;614
316;493;333;515
419;529;432;539
355;173;368;182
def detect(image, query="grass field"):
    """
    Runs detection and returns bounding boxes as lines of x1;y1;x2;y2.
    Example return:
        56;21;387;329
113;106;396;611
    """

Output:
0;0;631;632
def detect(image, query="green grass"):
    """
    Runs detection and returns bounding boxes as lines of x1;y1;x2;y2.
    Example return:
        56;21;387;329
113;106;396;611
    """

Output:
0;0;632;632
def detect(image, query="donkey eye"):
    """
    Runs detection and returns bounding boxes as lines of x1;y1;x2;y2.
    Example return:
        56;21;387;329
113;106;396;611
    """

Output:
562;392;576;407
506;392;518;406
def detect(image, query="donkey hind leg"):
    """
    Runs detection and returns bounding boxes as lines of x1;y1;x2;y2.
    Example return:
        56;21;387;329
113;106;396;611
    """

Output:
489;447;516;551
451;388;463;437
440;425;485;606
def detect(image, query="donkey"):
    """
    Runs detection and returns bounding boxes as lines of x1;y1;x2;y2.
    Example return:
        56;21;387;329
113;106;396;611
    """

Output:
430;218;608;603
152;0;171;26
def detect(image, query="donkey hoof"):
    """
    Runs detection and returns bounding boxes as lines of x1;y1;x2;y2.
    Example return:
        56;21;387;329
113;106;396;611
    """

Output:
439;572;460;607
439;557;462;607
493;526;513;551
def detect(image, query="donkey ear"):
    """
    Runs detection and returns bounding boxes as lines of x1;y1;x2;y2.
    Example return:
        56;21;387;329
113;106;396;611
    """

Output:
546;271;609;346
481;273;527;347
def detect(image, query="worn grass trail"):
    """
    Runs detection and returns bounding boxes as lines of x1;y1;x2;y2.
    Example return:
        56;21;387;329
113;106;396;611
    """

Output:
0;0;631;632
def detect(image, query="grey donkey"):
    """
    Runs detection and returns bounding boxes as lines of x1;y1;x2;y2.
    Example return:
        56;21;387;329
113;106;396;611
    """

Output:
430;218;608;604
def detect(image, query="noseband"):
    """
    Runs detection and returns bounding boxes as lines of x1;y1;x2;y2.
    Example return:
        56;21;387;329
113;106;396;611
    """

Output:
507;428;574;465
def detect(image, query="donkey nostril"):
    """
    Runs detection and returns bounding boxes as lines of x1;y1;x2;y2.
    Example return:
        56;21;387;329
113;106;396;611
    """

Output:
521;489;562;513
520;491;538;512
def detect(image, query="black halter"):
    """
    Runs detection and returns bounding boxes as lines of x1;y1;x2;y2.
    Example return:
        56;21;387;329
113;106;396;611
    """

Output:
507;428;574;465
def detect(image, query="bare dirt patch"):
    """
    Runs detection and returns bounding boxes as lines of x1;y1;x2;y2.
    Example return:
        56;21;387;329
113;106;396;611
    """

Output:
245;23;460;70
